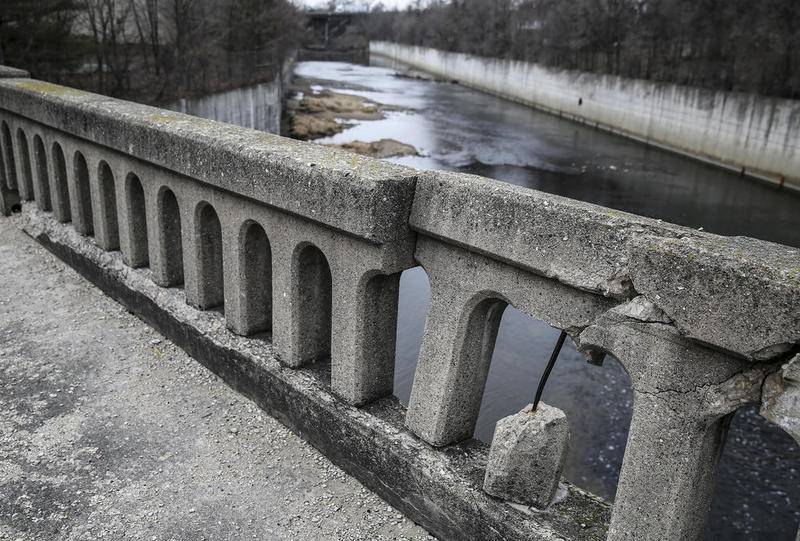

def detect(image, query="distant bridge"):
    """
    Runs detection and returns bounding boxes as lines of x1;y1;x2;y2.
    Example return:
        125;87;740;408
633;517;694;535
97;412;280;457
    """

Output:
299;11;369;64
1;64;798;541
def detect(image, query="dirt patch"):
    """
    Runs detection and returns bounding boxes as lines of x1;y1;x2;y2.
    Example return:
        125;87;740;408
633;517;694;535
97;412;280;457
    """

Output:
327;138;418;159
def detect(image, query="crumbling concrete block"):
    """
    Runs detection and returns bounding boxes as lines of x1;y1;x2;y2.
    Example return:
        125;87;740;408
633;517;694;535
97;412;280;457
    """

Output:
483;402;569;508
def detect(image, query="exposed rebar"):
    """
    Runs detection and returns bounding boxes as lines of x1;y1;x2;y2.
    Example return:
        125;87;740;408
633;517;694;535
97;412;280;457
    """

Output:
532;330;568;412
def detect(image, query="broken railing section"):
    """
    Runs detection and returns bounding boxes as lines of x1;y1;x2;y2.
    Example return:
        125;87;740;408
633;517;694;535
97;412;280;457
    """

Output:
406;170;799;539
1;68;799;541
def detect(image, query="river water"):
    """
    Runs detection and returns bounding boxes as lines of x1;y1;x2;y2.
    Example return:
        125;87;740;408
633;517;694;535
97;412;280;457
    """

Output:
290;60;800;539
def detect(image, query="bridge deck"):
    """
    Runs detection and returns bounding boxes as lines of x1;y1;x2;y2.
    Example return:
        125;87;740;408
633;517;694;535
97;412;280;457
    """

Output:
0;219;430;541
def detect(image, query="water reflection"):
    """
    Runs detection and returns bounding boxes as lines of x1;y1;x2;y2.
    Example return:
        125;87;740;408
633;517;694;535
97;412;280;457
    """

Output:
294;59;800;539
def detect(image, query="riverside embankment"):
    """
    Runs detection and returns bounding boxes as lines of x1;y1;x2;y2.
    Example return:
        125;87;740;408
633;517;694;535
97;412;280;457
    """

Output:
371;42;800;191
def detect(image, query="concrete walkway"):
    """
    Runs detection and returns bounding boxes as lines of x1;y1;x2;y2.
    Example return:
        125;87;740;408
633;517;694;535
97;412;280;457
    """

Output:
0;219;431;541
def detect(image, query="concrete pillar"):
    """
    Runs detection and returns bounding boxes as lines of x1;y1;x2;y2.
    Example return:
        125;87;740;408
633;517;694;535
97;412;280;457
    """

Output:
405;282;507;447
144;183;168;283
31;134;51;212
68;151;94;235
0;184;15;216
0;126;18;216
49;141;71;223
90;161;120;251
270;240;294;365
221;219;245;328
610;390;731;540
1;121;18;192
329;269;400;406
182;200;224;310
223;219;272;337
151;187;184;287
12;128;34;201
272;241;332;368
180;197;202;307
118;172;150;268
579;308;769;541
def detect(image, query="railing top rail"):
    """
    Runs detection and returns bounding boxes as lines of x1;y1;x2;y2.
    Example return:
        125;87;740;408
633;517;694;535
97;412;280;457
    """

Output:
0;66;30;78
0;76;418;245
411;171;800;360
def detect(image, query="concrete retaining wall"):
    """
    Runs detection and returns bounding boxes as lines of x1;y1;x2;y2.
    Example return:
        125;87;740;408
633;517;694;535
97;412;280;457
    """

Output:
171;81;283;134
167;55;295;135
371;42;800;190
1;65;798;540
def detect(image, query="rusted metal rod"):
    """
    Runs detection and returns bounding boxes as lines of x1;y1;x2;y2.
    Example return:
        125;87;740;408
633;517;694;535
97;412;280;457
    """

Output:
532;330;568;412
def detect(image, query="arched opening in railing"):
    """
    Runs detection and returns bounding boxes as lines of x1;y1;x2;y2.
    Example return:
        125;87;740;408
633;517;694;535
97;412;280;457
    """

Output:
393;266;431;404
293;243;332;363
124;172;148;267
1;121;17;190
157;187;184;286
449;294;510;441
195;201;224;310
238;220;272;334
97;161;119;250
480;307;633;502
51;142;71;222
72;151;93;235
16;129;33;200
32;135;51;211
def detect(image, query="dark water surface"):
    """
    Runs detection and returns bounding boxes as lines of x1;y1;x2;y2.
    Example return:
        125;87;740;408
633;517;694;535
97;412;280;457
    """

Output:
293;60;800;539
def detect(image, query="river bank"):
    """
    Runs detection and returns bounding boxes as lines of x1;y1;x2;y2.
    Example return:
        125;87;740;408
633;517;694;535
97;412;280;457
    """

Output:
371;41;800;192
285;76;419;158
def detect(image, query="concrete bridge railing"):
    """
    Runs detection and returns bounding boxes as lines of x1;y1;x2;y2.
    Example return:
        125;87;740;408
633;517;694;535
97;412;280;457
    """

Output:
1;65;799;541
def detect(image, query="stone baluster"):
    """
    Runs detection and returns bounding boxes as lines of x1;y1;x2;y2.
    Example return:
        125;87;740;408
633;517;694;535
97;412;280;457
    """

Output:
89;161;119;251
180;199;225;311
269;239;295;366
48;141;71;223
30;133;52;213
179;196;203;307
12;129;34;201
0;141;11;215
579;302;771;541
405;279;507;446
329;267;401;405
220;219;247;333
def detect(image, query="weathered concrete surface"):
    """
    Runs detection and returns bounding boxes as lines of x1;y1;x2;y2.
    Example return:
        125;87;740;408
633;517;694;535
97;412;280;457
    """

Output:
483;403;570;509
0;66;29;78
411;171;800;362
0;77;419;245
410;170;697;299
0;220;432;541
372;42;800;190
629;234;800;361
16;207;612;541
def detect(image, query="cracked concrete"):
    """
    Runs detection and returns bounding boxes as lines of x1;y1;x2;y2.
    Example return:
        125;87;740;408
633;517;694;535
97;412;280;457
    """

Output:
0;221;432;541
